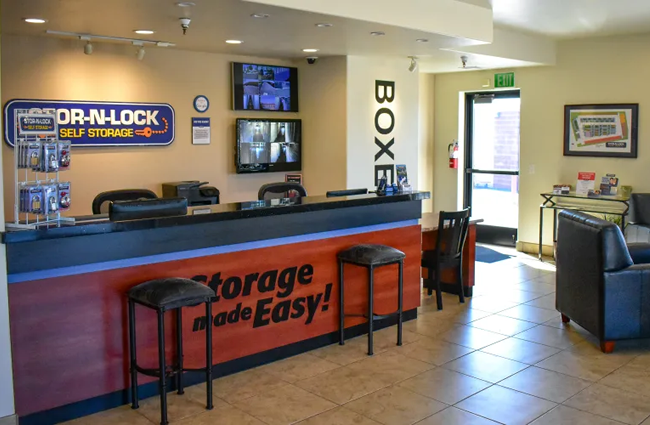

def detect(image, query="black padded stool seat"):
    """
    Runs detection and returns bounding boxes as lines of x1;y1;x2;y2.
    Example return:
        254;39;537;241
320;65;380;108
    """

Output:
128;278;215;310
337;244;405;266
338;244;405;355
128;278;215;425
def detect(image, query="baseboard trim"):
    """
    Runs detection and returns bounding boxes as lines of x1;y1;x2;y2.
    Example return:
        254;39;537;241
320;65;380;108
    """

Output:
517;241;554;257
0;414;18;425
19;308;418;425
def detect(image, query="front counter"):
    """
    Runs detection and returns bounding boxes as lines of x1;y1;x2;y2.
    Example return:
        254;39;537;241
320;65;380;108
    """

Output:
4;191;428;423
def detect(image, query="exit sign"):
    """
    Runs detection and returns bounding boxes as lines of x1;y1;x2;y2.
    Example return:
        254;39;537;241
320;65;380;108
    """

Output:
495;72;515;88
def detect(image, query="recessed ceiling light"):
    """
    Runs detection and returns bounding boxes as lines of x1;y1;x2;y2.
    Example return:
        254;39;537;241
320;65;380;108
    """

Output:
302;48;319;53
176;1;196;7
24;18;47;24
134;30;155;35
416;38;429;43
315;23;333;28
225;40;243;44
251;13;270;19
370;31;386;36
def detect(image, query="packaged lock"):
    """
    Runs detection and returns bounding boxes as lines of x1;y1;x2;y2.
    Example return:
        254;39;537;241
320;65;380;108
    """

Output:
26;185;43;214
57;182;71;211
27;142;42;170
41;143;59;172
58;142;71;170
43;184;59;215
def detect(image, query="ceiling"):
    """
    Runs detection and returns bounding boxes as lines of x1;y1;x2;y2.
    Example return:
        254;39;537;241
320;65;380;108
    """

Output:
6;0;650;75
418;50;535;74
1;0;484;59
493;0;650;38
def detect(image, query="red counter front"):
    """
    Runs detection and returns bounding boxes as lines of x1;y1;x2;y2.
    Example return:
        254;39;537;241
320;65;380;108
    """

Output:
9;224;421;416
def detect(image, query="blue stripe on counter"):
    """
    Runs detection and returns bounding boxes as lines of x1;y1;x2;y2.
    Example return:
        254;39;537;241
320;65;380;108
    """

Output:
8;219;418;283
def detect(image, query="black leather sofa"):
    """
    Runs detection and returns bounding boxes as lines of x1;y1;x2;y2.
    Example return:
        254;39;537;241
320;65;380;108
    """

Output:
556;210;650;353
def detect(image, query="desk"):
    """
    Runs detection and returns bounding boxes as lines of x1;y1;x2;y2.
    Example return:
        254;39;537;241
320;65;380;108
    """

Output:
4;192;429;422
538;192;629;260
420;213;484;297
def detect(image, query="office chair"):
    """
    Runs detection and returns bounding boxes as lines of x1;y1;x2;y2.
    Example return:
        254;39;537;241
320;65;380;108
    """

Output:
258;182;307;201
326;188;368;197
92;189;158;214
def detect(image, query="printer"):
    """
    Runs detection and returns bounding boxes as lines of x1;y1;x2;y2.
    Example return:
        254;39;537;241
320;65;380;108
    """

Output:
161;181;220;206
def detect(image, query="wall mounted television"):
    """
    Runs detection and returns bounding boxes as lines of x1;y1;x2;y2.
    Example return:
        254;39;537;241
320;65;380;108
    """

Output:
236;118;302;174
232;62;299;112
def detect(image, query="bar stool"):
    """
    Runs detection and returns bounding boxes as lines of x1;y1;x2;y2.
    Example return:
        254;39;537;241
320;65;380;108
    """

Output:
338;244;405;355
128;278;216;425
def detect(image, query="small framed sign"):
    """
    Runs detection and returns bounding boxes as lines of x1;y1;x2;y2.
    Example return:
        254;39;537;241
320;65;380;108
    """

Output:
192;117;210;145
193;95;209;113
285;173;302;184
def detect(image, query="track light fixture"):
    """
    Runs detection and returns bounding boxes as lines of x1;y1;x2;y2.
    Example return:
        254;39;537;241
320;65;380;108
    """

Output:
80;36;93;55
408;56;418;73
133;42;146;60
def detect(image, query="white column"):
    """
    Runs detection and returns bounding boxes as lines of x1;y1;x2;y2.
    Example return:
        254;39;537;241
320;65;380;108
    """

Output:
0;8;17;420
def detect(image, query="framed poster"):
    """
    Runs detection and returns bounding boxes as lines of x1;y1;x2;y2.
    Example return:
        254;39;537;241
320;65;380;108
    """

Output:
564;104;638;158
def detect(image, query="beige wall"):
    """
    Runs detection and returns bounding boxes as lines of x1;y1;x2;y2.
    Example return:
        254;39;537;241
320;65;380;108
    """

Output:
300;57;347;194
433;34;650;247
418;73;434;212
1;35;343;217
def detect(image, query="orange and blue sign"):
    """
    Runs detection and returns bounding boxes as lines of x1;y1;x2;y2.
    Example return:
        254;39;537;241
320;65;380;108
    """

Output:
4;99;175;147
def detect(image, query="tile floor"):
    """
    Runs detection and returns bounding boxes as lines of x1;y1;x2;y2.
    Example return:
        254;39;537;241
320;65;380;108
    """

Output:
64;246;650;425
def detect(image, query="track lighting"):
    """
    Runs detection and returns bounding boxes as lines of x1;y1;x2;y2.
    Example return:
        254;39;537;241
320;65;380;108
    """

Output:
48;31;175;58
408;56;418;73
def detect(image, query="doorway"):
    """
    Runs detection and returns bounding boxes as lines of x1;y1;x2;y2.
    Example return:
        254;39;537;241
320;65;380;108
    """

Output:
464;90;521;246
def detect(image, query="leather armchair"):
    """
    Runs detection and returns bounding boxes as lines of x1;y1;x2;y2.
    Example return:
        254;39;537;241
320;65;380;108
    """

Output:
556;210;650;353
627;193;650;243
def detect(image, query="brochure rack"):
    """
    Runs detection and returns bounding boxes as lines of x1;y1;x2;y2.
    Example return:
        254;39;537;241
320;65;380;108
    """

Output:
8;109;71;229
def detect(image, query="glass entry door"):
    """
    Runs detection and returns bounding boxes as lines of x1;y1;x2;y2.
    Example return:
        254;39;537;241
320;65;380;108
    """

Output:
464;91;521;246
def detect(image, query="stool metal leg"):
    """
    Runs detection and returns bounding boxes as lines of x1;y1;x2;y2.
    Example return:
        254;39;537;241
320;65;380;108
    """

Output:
339;260;345;345
397;260;403;346
205;301;213;410
176;307;184;395
368;265;374;356
128;299;139;409
157;310;168;425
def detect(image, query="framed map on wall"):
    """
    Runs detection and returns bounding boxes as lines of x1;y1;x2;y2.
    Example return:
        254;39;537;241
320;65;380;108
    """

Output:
564;104;638;158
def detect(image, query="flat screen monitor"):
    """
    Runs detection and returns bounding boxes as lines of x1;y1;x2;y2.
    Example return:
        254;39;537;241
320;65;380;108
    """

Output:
236;118;302;174
232;62;299;112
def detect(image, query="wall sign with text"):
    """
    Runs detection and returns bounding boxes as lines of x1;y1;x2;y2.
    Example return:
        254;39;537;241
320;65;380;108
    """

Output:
4;99;175;147
374;80;396;185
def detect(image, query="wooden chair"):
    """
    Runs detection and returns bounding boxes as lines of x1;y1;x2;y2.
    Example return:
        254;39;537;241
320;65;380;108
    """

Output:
421;208;471;310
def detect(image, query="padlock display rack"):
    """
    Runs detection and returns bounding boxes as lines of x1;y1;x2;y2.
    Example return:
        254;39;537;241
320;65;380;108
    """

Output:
8;108;72;230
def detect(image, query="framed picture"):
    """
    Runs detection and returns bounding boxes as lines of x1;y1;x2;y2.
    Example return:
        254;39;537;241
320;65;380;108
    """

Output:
564;103;638;158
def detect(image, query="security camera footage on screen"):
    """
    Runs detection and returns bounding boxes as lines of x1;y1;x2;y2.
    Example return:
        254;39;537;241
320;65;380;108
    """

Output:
242;64;291;111
239;121;300;165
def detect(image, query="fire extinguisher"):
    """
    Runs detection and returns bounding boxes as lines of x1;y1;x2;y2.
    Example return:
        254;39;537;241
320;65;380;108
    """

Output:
448;140;459;169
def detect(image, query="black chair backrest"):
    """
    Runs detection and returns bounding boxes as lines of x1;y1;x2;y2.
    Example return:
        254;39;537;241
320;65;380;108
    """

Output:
258;182;307;201
109;198;188;222
92;189;158;214
326;188;368;197
630;193;650;225
435;208;471;263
